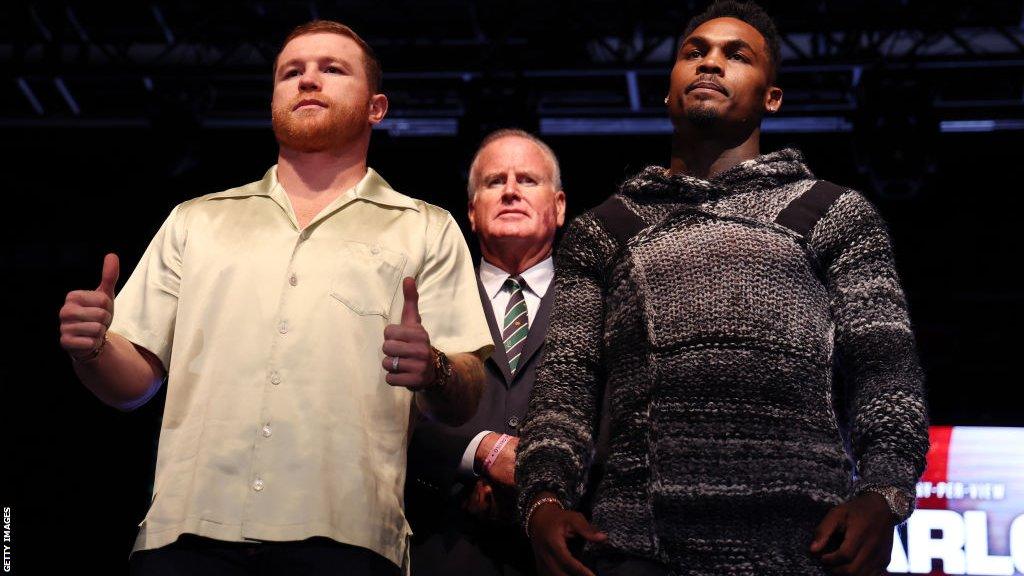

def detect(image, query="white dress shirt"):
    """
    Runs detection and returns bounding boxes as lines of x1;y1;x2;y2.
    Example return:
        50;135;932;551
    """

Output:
458;256;555;476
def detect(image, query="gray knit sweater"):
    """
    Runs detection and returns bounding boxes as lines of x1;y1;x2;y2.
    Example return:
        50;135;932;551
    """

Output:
515;149;929;575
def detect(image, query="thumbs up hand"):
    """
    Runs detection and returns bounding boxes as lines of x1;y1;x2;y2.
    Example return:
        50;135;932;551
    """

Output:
381;277;437;390
60;253;119;362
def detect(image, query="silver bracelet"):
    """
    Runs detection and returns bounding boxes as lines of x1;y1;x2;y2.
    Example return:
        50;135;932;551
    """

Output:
524;496;563;538
858;485;913;523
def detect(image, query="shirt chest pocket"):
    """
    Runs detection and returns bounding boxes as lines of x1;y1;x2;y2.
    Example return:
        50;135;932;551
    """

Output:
330;240;407;318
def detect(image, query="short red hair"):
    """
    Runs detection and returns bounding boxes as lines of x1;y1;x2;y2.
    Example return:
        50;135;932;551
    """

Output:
275;20;382;93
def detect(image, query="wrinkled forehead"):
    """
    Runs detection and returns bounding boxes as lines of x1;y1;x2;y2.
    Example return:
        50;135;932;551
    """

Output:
478;136;555;176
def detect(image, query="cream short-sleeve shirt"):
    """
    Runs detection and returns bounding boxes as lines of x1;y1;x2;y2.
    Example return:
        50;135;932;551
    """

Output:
110;166;493;572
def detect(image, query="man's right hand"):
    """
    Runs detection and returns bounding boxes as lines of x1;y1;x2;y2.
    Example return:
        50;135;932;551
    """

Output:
60;253;119;361
528;495;607;576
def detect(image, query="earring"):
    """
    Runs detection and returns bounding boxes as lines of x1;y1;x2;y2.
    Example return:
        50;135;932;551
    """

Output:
664;95;670;105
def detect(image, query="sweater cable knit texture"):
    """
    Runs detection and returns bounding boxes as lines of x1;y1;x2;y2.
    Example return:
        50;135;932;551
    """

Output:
515;149;929;575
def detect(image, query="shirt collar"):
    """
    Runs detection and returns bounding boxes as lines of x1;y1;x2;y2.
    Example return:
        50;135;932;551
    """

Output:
353;168;420;211
216;165;420;212
479;256;555;300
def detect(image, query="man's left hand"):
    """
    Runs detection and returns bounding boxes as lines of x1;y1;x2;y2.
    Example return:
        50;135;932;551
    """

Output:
382;277;436;390
810;492;898;576
463;477;519;525
463;478;497;518
475;432;519;489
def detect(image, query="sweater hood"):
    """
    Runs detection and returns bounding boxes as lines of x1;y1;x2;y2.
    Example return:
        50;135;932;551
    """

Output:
620;148;815;203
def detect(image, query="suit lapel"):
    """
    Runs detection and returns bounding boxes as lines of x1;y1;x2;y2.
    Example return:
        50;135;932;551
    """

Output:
478;276;514;386
513;285;553;380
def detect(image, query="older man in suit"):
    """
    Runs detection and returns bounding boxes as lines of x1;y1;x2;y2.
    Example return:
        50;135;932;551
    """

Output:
406;129;566;576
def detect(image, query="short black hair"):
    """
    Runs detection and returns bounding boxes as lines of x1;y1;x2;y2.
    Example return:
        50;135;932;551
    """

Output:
682;1;781;80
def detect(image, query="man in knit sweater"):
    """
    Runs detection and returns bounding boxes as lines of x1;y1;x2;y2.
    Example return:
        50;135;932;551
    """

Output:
515;2;930;576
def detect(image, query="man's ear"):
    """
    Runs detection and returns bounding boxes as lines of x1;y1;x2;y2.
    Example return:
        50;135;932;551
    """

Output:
369;93;389;124
764;85;783;114
467;197;478;234
555;190;566;227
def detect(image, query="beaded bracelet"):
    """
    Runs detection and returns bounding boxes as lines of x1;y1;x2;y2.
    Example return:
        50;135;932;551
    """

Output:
72;332;109;364
524;496;563;538
482;433;513;474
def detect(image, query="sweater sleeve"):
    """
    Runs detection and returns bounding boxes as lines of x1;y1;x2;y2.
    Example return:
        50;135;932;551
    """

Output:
515;212;617;521
810;189;930;505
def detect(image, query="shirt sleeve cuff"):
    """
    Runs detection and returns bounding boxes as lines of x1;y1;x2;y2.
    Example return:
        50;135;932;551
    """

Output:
112;377;165;411
459;430;493;477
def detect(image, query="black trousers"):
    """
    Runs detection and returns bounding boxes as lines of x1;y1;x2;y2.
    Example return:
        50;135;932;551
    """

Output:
129;535;401;576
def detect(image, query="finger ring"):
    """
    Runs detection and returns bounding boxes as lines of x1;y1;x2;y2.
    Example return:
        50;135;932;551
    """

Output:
391;355;400;372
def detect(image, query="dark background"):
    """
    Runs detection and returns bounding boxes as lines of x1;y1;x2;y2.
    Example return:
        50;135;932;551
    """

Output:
5;0;1023;573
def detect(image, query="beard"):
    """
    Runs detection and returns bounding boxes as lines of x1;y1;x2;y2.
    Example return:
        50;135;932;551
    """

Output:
271;95;369;153
685;102;720;129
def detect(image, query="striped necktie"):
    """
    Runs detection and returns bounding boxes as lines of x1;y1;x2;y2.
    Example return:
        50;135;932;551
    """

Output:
502;277;530;373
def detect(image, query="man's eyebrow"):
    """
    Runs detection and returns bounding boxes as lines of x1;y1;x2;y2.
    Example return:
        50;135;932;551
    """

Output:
480;169;544;181
277;58;302;71
681;36;710;50
680;36;757;56
723;39;756;54
276;56;349;72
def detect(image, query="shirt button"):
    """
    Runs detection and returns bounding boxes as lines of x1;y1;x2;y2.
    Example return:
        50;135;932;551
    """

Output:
262;424;273;438
371;245;381;255
508;416;520;428
278;321;289;334
252;478;264;492
289;274;298;286
270;371;281;385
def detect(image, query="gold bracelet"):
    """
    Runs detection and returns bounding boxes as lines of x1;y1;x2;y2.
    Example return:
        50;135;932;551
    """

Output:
428;346;452;390
524;496;563;538
72;332;109;364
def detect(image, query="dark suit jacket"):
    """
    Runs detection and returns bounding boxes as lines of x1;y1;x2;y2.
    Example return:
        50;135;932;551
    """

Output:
405;275;553;576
